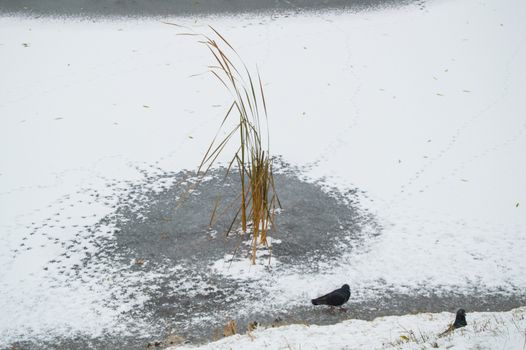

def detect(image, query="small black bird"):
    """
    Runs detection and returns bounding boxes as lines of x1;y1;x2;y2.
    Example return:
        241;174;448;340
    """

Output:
453;308;467;328
439;309;467;337
311;284;350;308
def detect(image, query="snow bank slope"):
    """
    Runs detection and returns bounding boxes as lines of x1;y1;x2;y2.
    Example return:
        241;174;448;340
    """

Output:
175;307;526;350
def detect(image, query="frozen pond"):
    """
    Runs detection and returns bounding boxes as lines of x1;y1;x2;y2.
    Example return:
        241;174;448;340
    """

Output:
1;0;525;347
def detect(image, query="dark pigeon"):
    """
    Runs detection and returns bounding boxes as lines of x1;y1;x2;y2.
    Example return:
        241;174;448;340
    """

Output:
453;309;467;328
439;309;467;337
311;284;350;307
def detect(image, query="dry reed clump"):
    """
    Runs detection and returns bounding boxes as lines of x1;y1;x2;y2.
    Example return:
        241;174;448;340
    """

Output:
223;319;237;337
167;23;280;264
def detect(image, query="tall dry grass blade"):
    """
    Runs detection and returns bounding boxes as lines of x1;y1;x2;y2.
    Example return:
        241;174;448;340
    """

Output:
162;21;187;28
225;205;242;238
200;124;239;170
197;102;236;174
236;154;248;232
209;70;232;93
209;26;237;54
211;192;242;227
176;33;201;36
209;196;221;228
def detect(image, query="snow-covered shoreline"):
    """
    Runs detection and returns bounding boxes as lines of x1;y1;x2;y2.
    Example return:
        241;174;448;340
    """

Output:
174;307;526;349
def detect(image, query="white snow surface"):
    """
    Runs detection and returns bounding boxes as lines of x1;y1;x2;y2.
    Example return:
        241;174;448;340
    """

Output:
1;0;526;345
174;307;526;350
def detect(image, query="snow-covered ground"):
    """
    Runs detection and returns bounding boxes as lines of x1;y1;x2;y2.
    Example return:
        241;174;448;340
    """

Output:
1;0;525;347
174;307;526;349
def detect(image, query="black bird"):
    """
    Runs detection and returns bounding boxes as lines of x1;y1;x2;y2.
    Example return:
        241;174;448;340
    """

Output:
439;309;467;337
453;309;467;328
311;284;350;308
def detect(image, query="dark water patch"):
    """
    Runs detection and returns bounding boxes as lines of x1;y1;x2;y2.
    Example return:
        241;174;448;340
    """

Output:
83;163;377;343
0;0;425;18
286;289;526;326
5;336;150;350
104;163;374;271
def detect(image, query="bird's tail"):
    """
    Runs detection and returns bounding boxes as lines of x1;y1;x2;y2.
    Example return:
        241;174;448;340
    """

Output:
311;297;325;305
